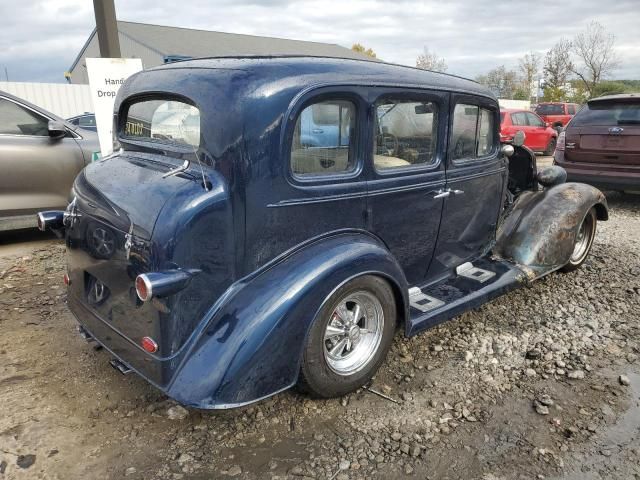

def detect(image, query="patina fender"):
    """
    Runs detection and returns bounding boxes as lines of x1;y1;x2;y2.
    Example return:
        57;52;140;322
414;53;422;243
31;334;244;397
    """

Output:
166;231;408;409
494;182;608;277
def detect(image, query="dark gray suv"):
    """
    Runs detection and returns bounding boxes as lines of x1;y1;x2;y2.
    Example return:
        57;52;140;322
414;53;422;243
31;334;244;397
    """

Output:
0;91;99;231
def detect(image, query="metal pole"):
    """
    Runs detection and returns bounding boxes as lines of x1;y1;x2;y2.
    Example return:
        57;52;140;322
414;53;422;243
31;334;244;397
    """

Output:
93;0;121;58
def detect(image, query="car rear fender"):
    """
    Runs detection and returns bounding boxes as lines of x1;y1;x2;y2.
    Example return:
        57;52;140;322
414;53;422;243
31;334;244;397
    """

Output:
494;182;608;278
166;230;408;409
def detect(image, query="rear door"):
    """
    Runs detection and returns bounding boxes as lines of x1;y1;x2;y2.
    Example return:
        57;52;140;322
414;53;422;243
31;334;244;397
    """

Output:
565;99;640;166
0;96;85;218
427;95;506;281
366;88;448;285
524;112;548;150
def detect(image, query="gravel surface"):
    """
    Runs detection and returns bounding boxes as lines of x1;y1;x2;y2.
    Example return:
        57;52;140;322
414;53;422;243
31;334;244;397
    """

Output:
0;192;639;480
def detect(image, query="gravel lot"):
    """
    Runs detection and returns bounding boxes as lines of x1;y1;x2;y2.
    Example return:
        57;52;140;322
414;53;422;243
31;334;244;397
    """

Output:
1;188;639;480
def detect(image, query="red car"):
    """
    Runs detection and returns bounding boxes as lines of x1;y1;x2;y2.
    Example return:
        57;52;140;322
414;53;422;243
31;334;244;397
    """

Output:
500;109;558;155
534;102;580;131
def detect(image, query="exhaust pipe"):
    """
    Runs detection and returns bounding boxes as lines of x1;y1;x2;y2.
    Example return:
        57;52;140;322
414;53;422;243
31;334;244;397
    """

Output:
37;210;64;232
109;358;133;375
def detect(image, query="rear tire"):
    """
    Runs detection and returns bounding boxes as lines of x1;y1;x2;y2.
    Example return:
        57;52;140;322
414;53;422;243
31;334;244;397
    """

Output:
560;208;597;272
543;137;557;156
298;275;396;398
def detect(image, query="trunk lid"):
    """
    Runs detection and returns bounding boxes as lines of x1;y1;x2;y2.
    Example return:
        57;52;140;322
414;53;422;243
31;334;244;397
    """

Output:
66;152;231;385
565;98;640;166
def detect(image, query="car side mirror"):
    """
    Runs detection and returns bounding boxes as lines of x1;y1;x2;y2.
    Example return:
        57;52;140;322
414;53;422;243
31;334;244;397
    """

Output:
545;122;551;128
48;120;66;139
513;130;526;146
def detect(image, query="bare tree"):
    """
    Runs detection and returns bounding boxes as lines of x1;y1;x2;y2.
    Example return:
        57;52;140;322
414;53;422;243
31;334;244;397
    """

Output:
571;21;620;97
415;47;447;73
518;51;542;100
543;39;573;92
475;66;519;98
351;43;377;59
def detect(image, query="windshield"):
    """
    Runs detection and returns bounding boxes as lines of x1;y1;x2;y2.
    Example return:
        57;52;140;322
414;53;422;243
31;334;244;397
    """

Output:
571;101;640;126
123;99;200;147
535;104;564;115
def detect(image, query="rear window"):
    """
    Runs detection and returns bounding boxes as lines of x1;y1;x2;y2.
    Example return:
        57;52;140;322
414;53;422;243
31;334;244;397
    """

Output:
123;99;200;147
535;104;564;115
571;102;640;126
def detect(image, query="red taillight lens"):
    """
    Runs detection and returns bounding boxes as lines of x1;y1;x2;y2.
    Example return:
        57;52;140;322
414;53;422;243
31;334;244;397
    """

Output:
63;273;70;286
135;275;152;302
556;131;565;152
141;336;158;353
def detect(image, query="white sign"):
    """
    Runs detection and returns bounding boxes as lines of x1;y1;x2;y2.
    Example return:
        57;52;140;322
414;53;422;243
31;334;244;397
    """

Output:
86;58;143;156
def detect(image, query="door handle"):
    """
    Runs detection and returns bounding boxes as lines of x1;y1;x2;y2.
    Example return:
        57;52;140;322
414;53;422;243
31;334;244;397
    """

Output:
433;189;450;199
311;128;324;134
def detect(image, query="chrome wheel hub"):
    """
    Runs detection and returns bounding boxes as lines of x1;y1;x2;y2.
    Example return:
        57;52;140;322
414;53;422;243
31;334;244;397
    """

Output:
570;212;594;264
323;291;384;376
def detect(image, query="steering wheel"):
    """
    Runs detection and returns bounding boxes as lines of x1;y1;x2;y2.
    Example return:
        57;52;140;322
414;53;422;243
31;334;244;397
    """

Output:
379;132;399;156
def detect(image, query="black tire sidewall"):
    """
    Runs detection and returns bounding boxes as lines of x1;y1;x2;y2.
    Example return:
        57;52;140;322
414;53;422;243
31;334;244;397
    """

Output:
545;137;557;156
299;275;396;398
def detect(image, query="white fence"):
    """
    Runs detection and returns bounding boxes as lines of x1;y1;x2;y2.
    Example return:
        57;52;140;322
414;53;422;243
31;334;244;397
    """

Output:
0;81;93;119
498;99;531;110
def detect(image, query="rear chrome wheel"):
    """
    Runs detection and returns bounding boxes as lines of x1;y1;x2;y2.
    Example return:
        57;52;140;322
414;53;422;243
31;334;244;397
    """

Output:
298;276;396;398
561;208;597;272
323;291;384;376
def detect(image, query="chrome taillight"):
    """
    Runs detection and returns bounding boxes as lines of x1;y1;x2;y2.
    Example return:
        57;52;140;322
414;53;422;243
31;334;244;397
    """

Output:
135;274;153;302
134;270;198;302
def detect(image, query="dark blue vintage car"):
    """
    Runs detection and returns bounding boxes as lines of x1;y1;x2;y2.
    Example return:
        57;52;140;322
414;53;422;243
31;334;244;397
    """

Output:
38;56;608;409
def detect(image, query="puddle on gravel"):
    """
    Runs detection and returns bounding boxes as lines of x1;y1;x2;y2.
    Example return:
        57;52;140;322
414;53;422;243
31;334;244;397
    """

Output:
554;370;640;480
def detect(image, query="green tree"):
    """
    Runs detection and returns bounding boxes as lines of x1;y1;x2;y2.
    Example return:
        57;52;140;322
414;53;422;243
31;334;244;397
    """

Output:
543;39;573;92
351;43;377;59
475;66;519;98
592;81;631;97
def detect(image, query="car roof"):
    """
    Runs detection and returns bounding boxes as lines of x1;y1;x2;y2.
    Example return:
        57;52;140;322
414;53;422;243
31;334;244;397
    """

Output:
588;93;640;104
500;108;530;113
144;55;496;100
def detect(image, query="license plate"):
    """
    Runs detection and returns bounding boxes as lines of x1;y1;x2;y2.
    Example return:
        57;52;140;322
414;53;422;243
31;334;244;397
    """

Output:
604;136;625;148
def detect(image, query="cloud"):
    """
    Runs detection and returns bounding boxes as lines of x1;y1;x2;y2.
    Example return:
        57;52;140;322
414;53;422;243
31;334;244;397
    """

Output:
0;0;638;83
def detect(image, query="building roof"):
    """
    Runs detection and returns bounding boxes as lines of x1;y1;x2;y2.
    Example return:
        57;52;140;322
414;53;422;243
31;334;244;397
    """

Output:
69;20;374;72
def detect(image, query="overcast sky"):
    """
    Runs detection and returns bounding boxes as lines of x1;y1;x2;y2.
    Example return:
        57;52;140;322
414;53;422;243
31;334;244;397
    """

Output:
1;0;639;83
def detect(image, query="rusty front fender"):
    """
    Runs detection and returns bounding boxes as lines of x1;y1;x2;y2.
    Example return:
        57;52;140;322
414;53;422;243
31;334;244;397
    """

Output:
494;182;608;277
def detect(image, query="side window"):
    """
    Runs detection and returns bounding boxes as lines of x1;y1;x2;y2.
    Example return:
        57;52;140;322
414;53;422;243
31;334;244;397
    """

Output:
526;112;544;127
78;115;96;128
451;103;496;160
291;100;356;177
477;108;494;156
374;99;438;171
567;105;576;115
0;98;49;136
511;112;527;126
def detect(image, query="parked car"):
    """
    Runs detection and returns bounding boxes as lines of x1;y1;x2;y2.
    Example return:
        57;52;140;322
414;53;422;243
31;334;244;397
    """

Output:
67;113;97;132
38;57;607;409
534;102;580;131
0;91;99;231
554;93;640;191
500;109;558;155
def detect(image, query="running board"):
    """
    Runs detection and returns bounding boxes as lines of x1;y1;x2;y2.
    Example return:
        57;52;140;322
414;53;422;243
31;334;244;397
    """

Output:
406;258;526;337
